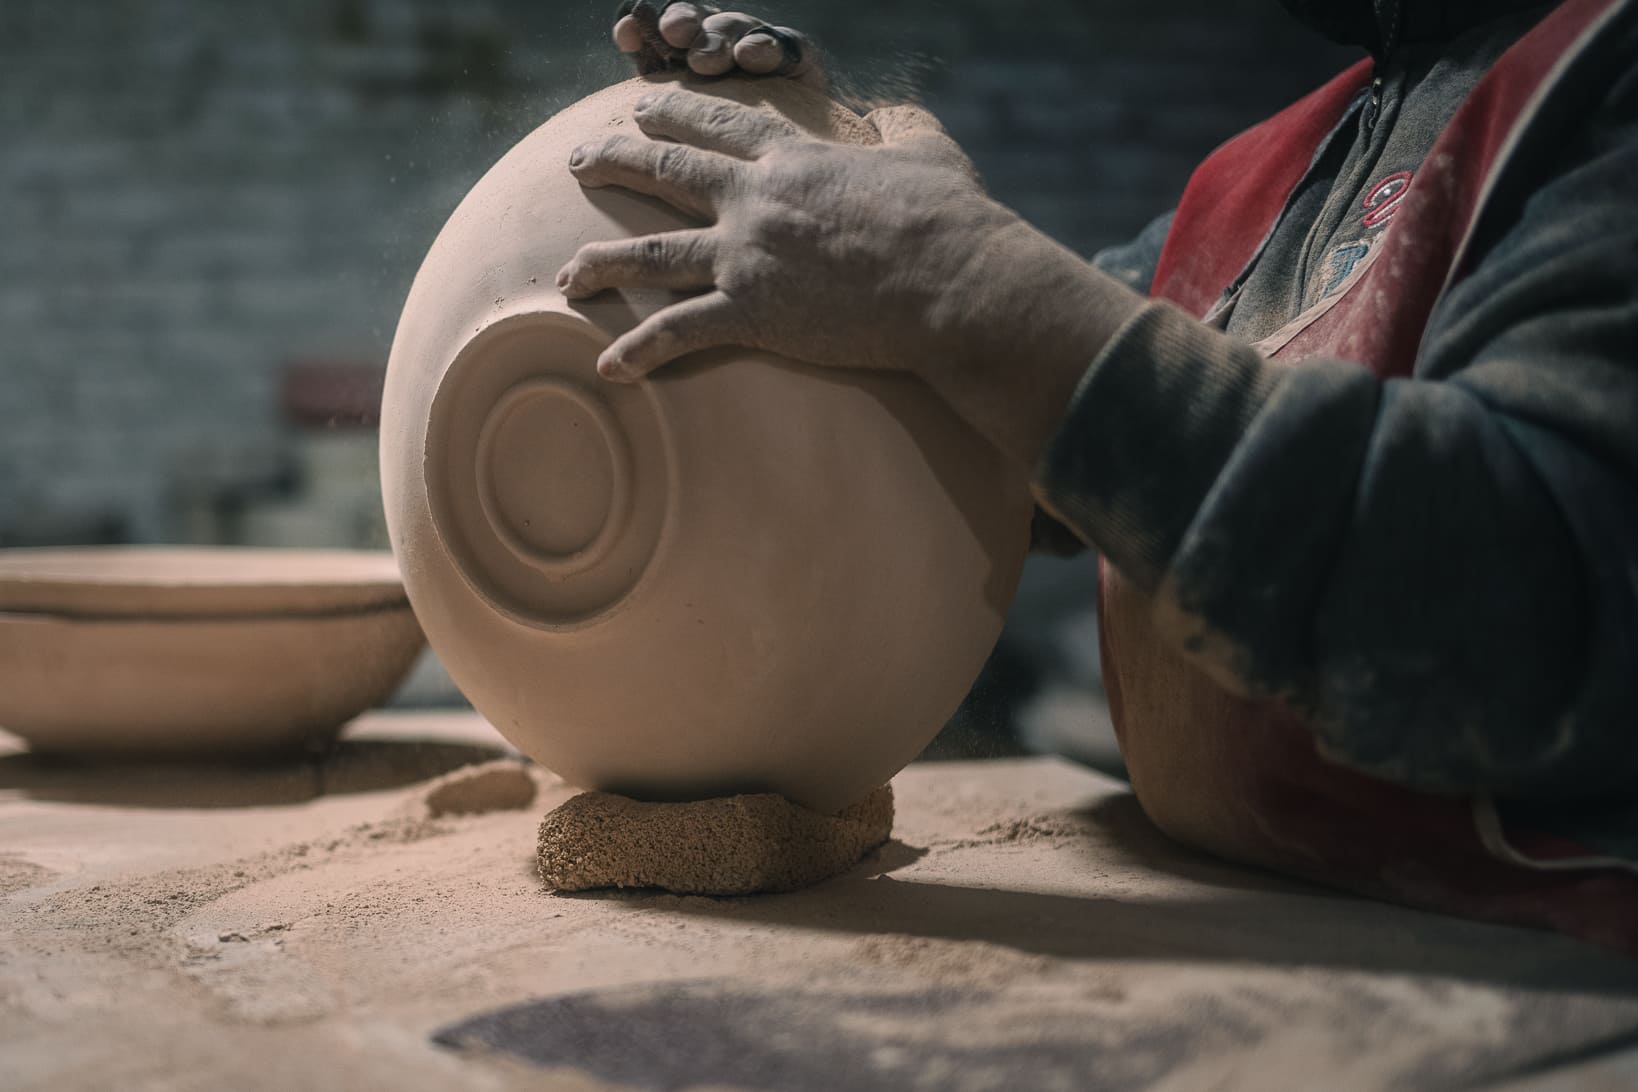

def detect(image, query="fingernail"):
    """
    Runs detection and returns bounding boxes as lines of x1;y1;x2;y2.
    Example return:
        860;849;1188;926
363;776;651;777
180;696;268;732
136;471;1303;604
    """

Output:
597;355;623;380
568;144;589;168
635;91;660;111
612;15;644;52
555;266;572;290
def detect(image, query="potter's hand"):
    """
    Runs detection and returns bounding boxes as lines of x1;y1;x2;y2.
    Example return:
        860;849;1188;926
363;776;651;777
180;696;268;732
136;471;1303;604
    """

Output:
557;88;1144;468
614;3;825;89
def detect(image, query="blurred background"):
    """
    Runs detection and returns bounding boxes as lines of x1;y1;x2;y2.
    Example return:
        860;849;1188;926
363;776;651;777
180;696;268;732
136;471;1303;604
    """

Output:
0;0;1354;773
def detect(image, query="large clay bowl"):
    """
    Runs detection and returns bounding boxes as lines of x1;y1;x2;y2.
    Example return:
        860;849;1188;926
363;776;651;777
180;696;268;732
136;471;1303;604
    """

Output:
380;76;1033;813
0;548;425;755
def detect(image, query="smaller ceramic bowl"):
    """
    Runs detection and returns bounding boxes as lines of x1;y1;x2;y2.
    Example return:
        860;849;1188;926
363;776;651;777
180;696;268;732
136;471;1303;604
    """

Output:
0;548;425;756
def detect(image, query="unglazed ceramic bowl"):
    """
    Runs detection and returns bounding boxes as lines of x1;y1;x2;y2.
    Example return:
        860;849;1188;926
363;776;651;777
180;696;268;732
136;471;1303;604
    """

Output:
380;76;1033;813
0;548;425;755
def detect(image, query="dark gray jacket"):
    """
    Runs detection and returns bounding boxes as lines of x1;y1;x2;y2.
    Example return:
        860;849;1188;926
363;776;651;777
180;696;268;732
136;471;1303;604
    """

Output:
1036;0;1638;862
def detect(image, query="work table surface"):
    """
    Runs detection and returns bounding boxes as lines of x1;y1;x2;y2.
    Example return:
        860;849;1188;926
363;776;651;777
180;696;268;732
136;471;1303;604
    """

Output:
4;712;1637;1091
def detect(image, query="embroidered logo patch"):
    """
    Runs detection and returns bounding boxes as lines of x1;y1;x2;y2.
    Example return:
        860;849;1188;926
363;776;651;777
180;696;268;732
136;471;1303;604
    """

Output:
1362;170;1413;228
1319;241;1373;297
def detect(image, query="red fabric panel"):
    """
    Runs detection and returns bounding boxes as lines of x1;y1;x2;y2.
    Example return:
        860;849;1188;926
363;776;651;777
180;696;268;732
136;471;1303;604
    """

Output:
1150;59;1373;316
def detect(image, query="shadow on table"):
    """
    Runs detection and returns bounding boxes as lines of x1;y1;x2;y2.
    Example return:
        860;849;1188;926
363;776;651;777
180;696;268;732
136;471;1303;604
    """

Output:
630;792;1638;996
0;736;512;808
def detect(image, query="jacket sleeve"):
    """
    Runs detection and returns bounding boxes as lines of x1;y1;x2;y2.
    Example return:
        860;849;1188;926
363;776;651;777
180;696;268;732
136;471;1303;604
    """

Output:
1031;211;1178;556
1033;58;1638;799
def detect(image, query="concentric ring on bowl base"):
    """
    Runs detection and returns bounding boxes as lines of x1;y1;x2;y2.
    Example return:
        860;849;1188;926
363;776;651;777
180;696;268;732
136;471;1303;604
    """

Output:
424;310;673;630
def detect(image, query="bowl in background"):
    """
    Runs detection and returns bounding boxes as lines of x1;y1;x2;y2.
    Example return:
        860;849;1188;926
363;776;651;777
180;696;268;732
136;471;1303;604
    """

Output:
0;548;425;756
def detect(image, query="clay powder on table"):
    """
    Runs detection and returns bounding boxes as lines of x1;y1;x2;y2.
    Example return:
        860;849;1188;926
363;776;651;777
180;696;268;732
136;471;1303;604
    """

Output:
538;785;894;895
420;759;537;817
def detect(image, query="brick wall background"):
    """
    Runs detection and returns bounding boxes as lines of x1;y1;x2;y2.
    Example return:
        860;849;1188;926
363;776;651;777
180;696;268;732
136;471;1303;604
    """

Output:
0;0;1354;748
0;0;1353;546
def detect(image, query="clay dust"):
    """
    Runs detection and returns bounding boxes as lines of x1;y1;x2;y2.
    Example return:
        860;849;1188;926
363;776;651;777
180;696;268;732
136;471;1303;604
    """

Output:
422;759;538;817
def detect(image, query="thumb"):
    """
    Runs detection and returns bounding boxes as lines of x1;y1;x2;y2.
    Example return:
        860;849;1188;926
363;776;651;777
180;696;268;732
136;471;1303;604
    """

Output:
864;104;979;182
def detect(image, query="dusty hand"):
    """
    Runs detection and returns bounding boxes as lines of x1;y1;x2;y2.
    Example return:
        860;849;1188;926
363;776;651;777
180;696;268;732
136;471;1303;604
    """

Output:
558;89;1142;467
561;91;1004;379
613;2;824;89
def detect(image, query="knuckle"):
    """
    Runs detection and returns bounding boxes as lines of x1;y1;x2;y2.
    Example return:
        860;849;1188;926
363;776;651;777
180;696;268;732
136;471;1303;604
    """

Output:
652;143;684;180
757;209;813;248
636;235;670;269
639;87;680;115
586;135;628;166
652;320;683;350
758;147;826;193
702;101;740;130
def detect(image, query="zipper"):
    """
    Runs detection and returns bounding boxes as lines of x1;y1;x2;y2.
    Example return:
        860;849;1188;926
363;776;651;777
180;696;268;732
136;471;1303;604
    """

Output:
1363;0;1400;134
1362;75;1385;132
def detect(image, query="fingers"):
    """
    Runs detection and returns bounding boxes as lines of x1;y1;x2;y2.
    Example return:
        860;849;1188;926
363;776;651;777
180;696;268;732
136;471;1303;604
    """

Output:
634;88;800;159
616;7;824;86
613;2;671;70
570;135;741;221
685;30;736;76
557;229;718;299
613;2;719;72
731;29;789;74
612;14;646;53
697;14;780;72
599;291;750;380
865;104;980;181
696;13;822;84
736;25;818;81
697;11;764;45
658;2;712;48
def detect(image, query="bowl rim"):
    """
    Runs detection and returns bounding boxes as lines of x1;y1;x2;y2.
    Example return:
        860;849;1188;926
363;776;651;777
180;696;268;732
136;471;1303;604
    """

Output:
0;547;409;619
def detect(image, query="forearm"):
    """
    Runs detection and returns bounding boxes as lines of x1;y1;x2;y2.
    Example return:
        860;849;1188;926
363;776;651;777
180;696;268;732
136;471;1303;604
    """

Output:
922;219;1147;471
1033;303;1283;588
1033;306;1603;797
